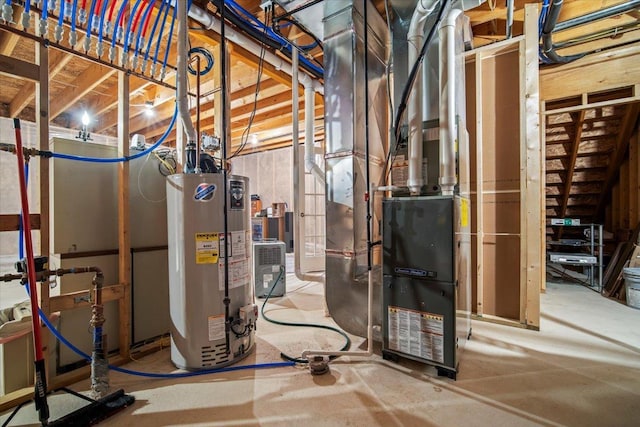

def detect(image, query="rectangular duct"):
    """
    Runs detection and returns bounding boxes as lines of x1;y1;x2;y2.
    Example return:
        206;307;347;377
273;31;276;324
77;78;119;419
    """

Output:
323;0;388;337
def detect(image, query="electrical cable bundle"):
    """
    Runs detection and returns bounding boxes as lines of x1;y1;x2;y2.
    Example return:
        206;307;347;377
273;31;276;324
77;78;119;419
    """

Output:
209;0;323;79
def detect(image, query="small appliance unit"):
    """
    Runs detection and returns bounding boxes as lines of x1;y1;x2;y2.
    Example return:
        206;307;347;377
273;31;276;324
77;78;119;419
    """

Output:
253;241;286;298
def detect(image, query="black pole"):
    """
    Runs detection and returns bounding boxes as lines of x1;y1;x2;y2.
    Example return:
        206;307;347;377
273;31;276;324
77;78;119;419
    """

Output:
220;0;231;355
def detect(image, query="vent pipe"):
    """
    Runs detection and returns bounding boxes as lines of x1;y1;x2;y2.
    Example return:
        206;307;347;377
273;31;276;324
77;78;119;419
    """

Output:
407;0;439;195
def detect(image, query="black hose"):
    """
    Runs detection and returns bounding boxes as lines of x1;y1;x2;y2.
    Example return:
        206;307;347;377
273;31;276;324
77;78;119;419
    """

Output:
260;267;351;364
541;0;585;64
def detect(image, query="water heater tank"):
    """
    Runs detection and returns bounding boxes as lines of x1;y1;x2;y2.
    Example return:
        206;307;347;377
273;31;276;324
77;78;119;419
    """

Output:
166;173;256;370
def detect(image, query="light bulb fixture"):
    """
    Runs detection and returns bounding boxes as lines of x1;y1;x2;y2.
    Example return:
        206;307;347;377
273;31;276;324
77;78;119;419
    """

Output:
249;134;259;146
76;110;92;142
143;101;155;117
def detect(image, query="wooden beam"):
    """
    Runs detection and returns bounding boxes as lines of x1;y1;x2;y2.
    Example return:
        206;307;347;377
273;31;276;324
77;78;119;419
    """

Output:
117;72;131;359
49;284;124;312
620;155;630;229
8;44;78;118
0;214;40;231
522;4;541;328
540;43;640;101
560;110;587;218
0;8;21;56
630;129;639;227
90;76;145;117
49;62;117;119
594;102;640;220
0;53;39;81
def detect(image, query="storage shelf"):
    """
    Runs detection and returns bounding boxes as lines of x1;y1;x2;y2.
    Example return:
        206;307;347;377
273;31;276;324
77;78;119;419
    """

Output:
547;223;603;292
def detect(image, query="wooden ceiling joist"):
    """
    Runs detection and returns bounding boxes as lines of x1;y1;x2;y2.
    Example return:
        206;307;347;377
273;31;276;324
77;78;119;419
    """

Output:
49;62;117;120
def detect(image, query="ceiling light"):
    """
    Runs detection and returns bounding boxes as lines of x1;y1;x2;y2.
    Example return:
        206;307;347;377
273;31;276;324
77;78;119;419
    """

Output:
81;111;90;126
249;134;259;146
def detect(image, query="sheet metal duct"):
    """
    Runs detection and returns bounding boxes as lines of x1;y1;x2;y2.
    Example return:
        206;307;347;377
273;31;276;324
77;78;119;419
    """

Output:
323;0;388;337
274;0;325;41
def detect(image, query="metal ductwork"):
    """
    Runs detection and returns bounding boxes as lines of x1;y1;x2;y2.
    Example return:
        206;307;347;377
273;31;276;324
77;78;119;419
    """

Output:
323;0;388;337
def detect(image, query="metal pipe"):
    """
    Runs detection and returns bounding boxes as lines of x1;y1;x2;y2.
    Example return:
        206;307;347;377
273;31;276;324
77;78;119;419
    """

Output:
438;7;462;195
407;0;439;195
292;48;321;283
506;0;514;39
555;0;640;32
300;181;386;361
177;0;197;157
188;54;202;172
303;77;324;184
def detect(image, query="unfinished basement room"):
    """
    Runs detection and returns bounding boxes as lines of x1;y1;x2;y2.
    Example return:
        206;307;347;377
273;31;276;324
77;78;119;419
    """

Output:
0;0;639;426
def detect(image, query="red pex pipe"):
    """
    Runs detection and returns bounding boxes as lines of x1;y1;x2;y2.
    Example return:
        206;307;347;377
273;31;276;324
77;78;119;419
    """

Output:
12;119;44;362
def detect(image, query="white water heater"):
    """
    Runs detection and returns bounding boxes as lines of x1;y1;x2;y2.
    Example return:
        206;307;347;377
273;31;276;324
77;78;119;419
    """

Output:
166;173;257;370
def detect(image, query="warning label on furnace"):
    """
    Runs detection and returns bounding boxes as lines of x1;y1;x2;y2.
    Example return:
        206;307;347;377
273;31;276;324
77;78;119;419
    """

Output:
195;233;219;264
208;314;225;341
388;306;444;364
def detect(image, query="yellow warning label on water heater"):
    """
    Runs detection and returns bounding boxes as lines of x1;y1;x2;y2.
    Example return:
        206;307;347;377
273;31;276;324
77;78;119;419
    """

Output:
460;199;469;228
195;233;219;264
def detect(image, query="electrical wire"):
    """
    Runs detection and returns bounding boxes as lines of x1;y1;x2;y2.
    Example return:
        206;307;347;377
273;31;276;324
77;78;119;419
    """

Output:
228;2;269;159
154;149;176;176
260;266;351;364
136;152;166;203
187;46;214;75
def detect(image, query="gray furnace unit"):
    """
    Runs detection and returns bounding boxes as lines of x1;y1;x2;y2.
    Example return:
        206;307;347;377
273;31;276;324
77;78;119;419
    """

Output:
382;195;471;379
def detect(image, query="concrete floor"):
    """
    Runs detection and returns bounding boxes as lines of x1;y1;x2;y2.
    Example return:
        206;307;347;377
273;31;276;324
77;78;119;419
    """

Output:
2;274;639;426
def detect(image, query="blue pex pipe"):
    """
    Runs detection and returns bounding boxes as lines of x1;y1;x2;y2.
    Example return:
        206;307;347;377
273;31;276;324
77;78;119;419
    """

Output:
50;104;177;163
